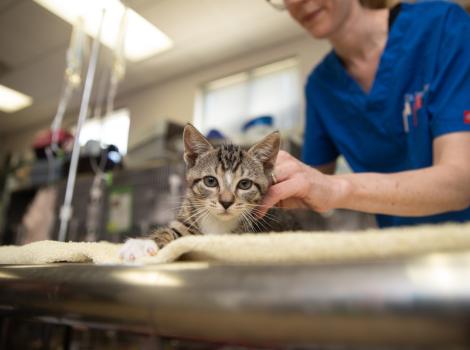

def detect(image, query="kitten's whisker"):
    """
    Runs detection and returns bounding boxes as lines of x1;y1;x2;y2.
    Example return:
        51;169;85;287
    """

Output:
243;215;254;233
189;207;211;230
240;215;249;233
242;202;277;211
248;205;281;218
241;212;255;233
186;207;208;221
182;208;208;227
191;210;211;232
173;204;207;215
245;209;278;231
249;209;281;223
243;210;263;232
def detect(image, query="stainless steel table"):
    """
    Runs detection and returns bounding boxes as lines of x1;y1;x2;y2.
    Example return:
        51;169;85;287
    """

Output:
1;252;470;348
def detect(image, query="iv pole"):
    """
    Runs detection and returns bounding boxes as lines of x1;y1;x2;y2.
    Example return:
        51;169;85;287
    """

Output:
58;11;105;242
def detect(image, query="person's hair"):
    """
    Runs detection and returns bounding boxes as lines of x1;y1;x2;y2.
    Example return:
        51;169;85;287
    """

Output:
359;0;390;9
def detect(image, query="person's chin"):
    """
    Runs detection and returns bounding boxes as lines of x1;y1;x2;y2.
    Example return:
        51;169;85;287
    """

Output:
300;9;331;38
305;24;333;39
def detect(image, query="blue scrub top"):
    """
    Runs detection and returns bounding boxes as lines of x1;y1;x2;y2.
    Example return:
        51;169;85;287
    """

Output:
302;2;470;228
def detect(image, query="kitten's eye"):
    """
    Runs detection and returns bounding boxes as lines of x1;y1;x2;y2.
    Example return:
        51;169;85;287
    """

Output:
238;179;253;190
203;176;218;187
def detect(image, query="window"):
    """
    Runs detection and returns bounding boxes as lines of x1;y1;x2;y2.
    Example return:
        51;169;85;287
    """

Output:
195;58;301;142
78;108;130;155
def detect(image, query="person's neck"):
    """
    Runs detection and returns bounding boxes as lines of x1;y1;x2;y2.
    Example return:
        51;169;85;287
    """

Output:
329;6;389;68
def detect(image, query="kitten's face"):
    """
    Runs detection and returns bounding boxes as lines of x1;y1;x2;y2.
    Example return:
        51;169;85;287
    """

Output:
183;125;280;224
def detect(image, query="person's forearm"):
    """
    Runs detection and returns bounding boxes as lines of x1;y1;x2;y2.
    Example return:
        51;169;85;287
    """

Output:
331;165;470;216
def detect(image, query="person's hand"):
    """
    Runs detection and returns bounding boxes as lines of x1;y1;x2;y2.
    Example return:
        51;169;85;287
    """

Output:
258;151;344;216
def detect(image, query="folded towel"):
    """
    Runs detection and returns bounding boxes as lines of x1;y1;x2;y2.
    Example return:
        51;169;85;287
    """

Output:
0;241;121;265
0;223;469;265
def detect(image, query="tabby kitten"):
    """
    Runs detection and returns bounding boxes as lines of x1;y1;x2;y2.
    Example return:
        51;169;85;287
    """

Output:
120;123;293;261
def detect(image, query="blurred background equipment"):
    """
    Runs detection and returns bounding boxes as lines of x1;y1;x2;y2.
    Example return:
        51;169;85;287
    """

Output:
242;115;275;144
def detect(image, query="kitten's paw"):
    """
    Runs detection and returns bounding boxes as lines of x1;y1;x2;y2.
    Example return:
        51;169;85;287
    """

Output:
119;239;159;261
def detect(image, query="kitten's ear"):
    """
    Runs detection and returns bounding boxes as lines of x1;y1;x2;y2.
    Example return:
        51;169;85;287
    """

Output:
248;131;280;171
183;123;213;167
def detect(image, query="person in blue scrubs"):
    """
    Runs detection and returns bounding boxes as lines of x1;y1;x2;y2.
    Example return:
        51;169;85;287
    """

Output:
262;0;470;227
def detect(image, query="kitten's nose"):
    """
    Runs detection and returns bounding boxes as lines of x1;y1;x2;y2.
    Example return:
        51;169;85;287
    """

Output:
219;200;234;210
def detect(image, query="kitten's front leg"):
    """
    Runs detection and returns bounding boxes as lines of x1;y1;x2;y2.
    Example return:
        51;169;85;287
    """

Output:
119;227;176;262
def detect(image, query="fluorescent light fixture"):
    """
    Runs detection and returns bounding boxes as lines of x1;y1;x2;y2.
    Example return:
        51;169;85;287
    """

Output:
0;85;33;113
33;0;173;62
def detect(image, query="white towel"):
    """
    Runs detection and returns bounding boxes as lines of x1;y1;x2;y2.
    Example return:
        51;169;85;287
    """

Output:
0;223;469;265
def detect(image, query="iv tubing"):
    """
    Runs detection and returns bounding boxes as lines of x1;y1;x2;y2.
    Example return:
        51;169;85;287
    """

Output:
58;11;105;242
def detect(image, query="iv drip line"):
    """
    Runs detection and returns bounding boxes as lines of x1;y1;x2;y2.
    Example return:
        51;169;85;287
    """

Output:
58;10;105;242
45;20;86;183
51;19;86;151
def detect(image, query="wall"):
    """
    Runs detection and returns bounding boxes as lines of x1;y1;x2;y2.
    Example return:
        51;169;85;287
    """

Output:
3;35;330;154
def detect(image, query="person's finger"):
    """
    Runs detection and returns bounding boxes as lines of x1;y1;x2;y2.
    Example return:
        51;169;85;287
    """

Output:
257;179;305;217
277;198;308;209
263;180;301;208
254;202;272;218
272;162;296;183
276;149;290;160
274;150;291;166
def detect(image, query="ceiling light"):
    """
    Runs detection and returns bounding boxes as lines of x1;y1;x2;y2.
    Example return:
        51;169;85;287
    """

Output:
33;0;173;62
0;85;33;113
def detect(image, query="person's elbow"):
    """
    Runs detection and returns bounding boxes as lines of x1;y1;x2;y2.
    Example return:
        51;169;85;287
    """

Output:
452;190;470;211
450;197;470;212
448;167;470;211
